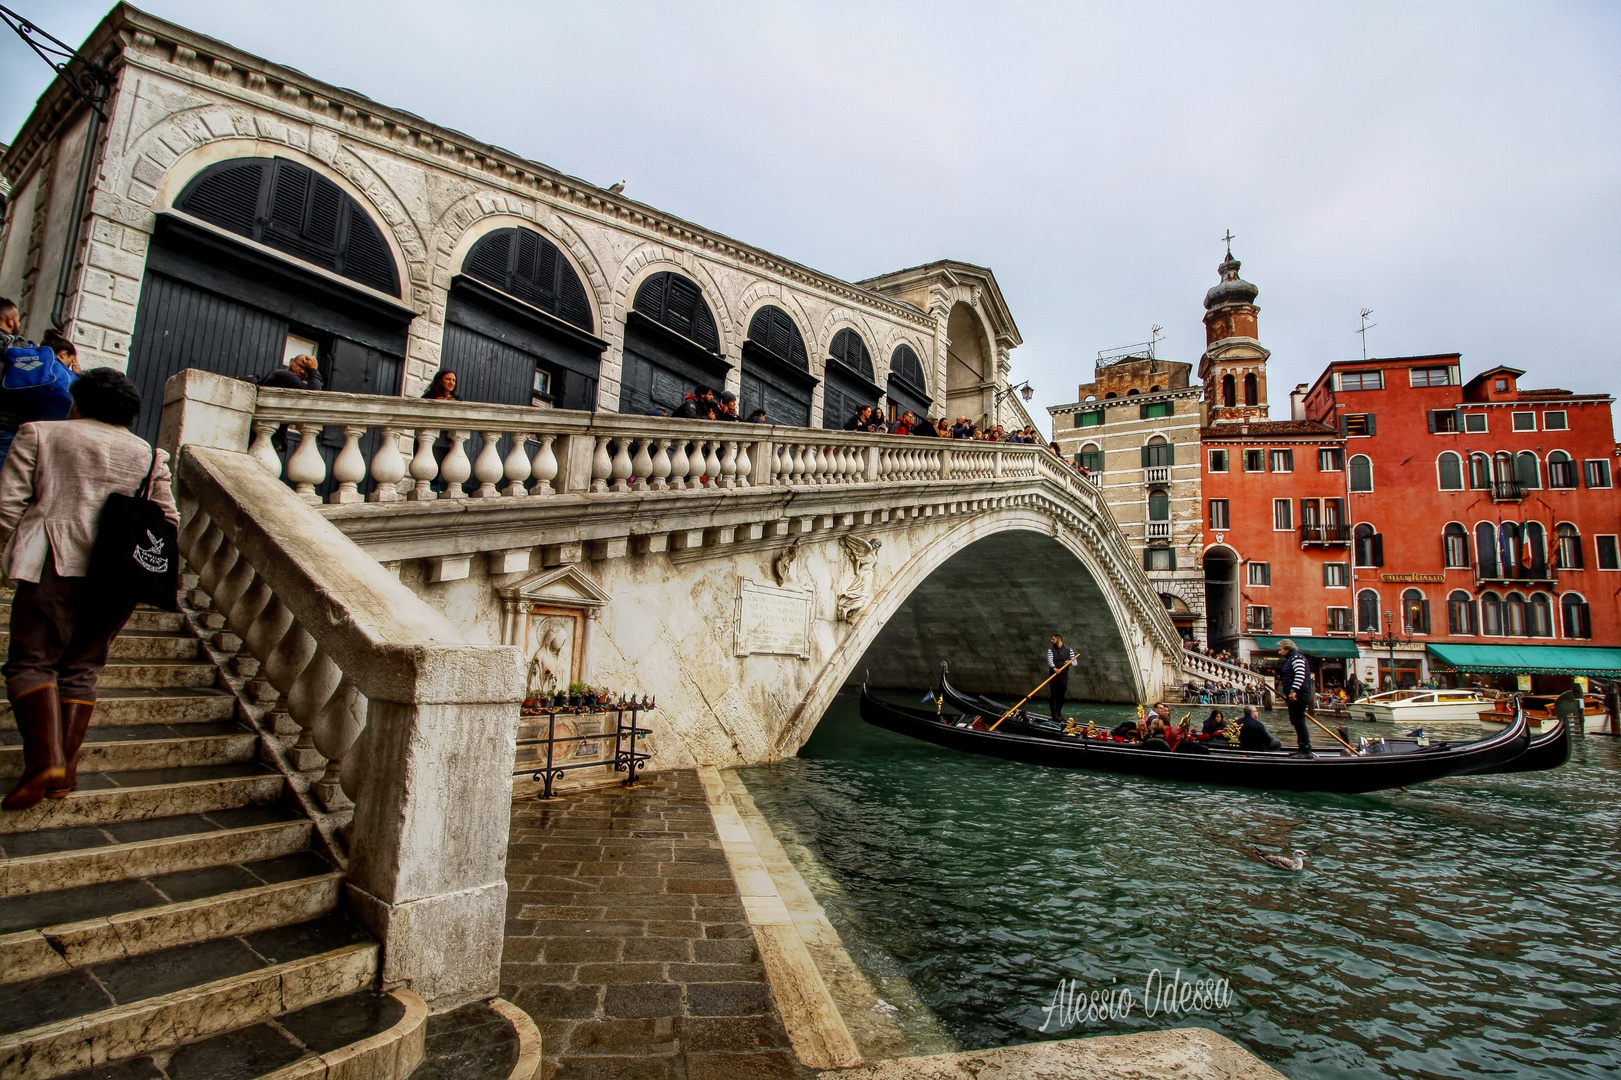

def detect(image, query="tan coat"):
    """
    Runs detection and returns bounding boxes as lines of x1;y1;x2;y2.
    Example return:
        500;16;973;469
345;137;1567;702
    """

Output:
0;420;179;583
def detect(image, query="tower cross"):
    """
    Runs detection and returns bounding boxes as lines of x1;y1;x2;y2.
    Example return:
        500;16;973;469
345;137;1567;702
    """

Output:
1222;230;1235;257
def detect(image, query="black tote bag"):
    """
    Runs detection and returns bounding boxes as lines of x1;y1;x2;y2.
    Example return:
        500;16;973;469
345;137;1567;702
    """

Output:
87;446;180;611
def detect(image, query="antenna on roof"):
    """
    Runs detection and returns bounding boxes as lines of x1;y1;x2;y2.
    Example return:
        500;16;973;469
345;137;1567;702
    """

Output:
1357;309;1376;361
1148;325;1164;359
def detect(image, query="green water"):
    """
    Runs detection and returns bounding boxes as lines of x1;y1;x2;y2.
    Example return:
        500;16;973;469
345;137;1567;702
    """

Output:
738;691;1621;1080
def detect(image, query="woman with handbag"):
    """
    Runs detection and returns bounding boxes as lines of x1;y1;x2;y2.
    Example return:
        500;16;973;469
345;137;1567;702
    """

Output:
0;368;178;811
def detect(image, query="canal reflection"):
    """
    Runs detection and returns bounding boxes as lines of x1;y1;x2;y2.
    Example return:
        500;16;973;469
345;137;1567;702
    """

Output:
738;690;1621;1080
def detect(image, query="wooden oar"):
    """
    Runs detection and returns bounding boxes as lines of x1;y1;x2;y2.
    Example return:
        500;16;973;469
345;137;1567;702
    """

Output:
1303;709;1360;755
989;658;1078;731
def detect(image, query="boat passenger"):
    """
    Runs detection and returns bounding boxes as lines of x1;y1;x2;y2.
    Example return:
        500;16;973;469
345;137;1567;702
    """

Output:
1237;705;1283;752
1202;709;1225;737
1141;717;1171;751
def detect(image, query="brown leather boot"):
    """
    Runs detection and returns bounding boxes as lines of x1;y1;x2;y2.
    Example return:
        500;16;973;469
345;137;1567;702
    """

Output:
47;699;95;800
3;684;64;811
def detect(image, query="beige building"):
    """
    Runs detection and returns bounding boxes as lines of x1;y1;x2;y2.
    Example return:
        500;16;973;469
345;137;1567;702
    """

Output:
1051;353;1207;643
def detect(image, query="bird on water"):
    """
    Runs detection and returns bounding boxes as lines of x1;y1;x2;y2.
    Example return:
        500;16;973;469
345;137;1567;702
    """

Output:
1253;847;1307;871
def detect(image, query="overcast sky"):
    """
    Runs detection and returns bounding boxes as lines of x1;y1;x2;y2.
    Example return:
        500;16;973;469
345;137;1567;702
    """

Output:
4;2;1618;430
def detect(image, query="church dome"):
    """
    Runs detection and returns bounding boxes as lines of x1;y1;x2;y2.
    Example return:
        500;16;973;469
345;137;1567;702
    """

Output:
1204;254;1258;311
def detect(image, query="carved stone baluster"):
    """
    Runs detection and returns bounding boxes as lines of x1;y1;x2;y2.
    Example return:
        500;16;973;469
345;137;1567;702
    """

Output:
243;595;294;675
369;426;408;503
816;445;833;485
529;434;557;495
472;432;505;498
787;444;804;485
668;439;691;491
286;424;327;503
630;438;654;491
649;439;672;491
719;441;738;489
610;438;634;493
835;446;851;484
314;674;365;811
185;518;226;594
329;425;368;504
264;621;318;699
734;442;751;488
703;441;722;487
248;421;283;476
440;430;472;499
590;436;612;493
409;429;440;501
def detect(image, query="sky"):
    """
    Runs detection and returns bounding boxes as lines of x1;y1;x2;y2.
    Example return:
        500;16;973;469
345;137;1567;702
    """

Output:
3;1;1619;432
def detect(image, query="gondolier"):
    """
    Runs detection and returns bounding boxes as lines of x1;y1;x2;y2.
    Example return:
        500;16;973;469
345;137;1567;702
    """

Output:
1278;639;1312;756
1046;634;1075;721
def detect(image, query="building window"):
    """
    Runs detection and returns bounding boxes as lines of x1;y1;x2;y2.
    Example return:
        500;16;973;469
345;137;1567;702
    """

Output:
1543;411;1568;430
1343;413;1376;437
1524;522;1549;578
1561;594;1592;639
1078;445;1105;473
1515;451;1541;490
1527;593;1553;637
1145;547;1176;571
1208;449;1229;472
1148;489;1171;521
1512;411;1536;431
1246;605;1273;632
1268;449;1293;472
1142;438;1175;468
1481;591;1503;635
1476;523;1499;578
1402;589;1430;634
1243;449;1264;472
1504;593;1527;636
1494;378;1508;392
1140;400;1173;419
1597;535;1620;571
1349;454;1373;492
1327;607;1352;633
1585;459;1612;488
1443;523;1471;568
1547;451;1577;489
1437;452;1464;490
1357;589;1380;632
1221;374;1236;408
1248;562;1271;586
1354;523;1383;567
1077;410;1104;427
1554;523;1582;570
1428;409;1459;432
1468;453;1492;489
1208;499;1230;530
1463;413;1488;433
1243;373;1259;407
1324;562;1349;588
1339;371;1384;391
1410;367;1453;387
1447;591;1477;635
1318;447;1343;471
1273;499;1293;531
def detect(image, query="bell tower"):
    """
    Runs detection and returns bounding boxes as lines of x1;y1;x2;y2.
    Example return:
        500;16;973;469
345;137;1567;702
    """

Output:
1199;240;1271;424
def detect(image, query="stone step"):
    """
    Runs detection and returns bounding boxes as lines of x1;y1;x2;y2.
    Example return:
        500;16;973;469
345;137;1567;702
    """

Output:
0;628;199;662
50;988;426;1080
0;804;312;899
0;720;257;778
0;603;186;635
0;911;378;1078
0;688;237;728
86;658;220;690
0;763;284;835
0;852;342;983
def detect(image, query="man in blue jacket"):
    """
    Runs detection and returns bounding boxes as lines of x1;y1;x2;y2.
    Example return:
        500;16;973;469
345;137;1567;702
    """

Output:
1278;639;1313;755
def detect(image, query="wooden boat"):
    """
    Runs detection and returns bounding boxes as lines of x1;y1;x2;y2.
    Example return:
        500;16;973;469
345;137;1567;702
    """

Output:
865;685;1531;794
1479;694;1615;735
1348;688;1502;725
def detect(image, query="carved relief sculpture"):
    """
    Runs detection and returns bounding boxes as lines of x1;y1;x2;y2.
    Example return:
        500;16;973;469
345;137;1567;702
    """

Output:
835;535;883;623
773;539;800;586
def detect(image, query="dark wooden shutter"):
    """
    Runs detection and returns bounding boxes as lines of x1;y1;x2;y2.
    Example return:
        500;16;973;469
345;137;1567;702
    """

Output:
747;307;808;369
829;329;874;380
633;272;719;352
1372;534;1385;566
462;227;594;333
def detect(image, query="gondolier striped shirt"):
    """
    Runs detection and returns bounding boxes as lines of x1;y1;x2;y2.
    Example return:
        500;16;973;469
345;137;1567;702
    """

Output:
1280;650;1311;695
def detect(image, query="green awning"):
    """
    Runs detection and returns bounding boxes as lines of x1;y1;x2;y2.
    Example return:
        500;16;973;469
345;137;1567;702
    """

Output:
1250;635;1362;659
1425;643;1621;676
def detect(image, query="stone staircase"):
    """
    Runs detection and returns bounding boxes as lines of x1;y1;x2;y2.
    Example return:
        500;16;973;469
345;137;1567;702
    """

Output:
0;587;428;1080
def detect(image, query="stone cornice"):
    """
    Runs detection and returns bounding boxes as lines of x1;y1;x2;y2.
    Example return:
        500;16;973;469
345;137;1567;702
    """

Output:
858;261;1022;345
1050;386;1202;415
2;3;934;330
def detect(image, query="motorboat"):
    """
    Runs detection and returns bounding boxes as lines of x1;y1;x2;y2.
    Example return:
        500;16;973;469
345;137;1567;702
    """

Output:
1349;688;1502;725
1479;694;1615;735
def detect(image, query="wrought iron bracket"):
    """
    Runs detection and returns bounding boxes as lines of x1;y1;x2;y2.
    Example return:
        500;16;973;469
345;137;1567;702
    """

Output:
1;5;115;119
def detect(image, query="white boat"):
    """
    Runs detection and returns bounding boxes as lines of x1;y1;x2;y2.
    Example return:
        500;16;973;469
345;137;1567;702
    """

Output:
1350;688;1502;725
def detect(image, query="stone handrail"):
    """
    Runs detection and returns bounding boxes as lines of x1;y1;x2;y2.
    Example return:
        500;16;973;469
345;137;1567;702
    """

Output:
1183;649;1270;689
173;437;522;1011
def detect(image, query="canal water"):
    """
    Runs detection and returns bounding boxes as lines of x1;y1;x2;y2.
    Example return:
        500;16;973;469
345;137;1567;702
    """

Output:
738;691;1621;1080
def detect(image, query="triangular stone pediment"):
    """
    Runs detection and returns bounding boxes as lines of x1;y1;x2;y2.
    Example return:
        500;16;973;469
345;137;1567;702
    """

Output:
499;564;611;608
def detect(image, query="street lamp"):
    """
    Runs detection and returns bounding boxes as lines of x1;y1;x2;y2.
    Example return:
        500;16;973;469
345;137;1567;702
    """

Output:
1362;609;1413;690
993;381;1036;408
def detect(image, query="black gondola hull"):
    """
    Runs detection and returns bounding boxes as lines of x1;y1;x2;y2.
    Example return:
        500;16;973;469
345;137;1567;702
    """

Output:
1469;718;1570;775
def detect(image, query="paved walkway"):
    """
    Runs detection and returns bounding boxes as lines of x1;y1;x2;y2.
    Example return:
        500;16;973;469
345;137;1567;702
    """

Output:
501;770;808;1079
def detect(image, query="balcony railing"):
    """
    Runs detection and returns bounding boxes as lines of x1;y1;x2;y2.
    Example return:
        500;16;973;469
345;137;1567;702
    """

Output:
1491;480;1525;502
1300;523;1351;545
1146;521;1172;541
1144;465;1172;485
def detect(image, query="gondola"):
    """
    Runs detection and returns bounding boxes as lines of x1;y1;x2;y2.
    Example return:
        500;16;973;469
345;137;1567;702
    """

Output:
861;685;1531;794
1467;716;1570;775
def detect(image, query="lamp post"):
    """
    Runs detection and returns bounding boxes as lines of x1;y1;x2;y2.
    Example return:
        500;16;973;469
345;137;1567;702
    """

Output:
1362;610;1413;690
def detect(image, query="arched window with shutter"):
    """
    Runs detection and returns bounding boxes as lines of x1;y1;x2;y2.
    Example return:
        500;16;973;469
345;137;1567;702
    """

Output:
1349;454;1373;492
1527;592;1553;637
619;271;729;414
1515;451;1541;490
1500;522;1524;577
1142;435;1174;469
1475;522;1499;578
1447;590;1476;635
1480;591;1503;635
1504;592;1527;636
1547;450;1577;488
1443;523;1470;568
1556;523;1583;569
1468;453;1492;489
739;305;814;427
1354;523;1382;567
885;343;930;420
441;226;605;410
1402;588;1429;634
1524;521;1548;578
1437;452;1463;490
1357;589;1380;633
1147;488;1170;522
1561;593;1591;639
822;329;882;430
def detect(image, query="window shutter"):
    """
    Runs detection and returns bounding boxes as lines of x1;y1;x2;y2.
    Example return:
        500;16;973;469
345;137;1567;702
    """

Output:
1164;400;1174;416
1141;445;1151;469
1167;549;1177;570
1366;414;1377;436
1139;402;1149;420
1143;548;1153;571
1165;442;1175;466
1420;599;1431;634
1338;415;1348;437
1372;534;1385;566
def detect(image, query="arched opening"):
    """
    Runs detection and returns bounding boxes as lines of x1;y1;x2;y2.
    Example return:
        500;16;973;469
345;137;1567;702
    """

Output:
1443;522;1471;568
1562;593;1591;638
1160;593;1195;641
885;343;931;422
1556;523;1583;570
1401;588;1429;634
1220;374;1236;408
1468;453;1492;489
822;328;882;430
1203;545;1240;650
1438;452;1463;491
1515;451;1541;490
1447;590;1476;635
1357;588;1380;633
1243;372;1258;407
741;306;815;426
1475;522;1499;578
1349;455;1373;492
620;271;729;414
945;302;991;425
442;227;604;410
1548;450;1577;489
856;530;1140;702
128;155;412;444
1480;591;1503;635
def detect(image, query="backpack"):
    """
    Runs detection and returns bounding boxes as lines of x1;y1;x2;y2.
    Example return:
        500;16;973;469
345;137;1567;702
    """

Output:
2;344;76;421
87;446;180;611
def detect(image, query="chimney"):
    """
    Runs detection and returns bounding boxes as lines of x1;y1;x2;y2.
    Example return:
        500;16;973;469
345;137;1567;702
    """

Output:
1290;383;1309;421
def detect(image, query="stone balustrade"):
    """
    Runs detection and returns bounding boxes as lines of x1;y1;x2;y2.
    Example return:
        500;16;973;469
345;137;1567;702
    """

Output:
1183;649;1270;689
172;435;522;1011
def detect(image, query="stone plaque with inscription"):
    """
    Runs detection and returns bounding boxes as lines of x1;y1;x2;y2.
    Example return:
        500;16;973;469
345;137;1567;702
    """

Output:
735;580;814;659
